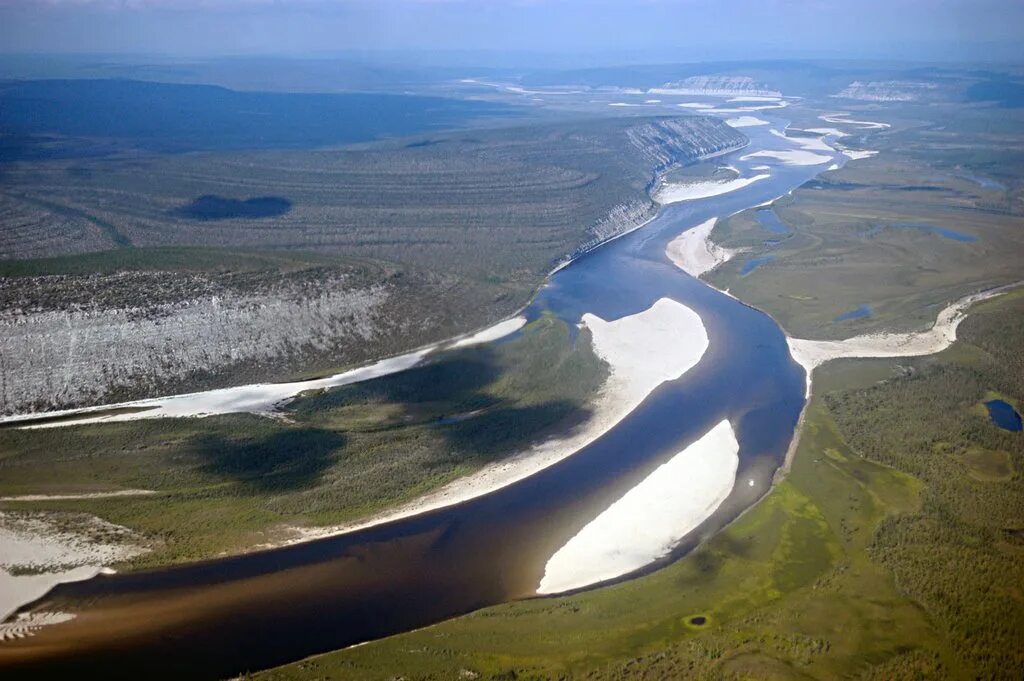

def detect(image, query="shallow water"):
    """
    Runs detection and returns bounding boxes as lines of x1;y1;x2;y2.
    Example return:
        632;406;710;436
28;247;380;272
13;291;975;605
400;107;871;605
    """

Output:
755;208;789;234
0;118;841;680
741;255;775;275
834;305;873;322
865;222;977;243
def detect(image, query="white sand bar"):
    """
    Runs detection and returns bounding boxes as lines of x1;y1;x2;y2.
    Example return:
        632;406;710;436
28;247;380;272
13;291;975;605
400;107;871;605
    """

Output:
842;149;878;161
819;112;891;130
450;316;527;349
742;149;832;166
654;174;770;204
725;116;770;128
3;313;530;429
788;285;1021;396
280;298;711;546
1;511;147;620
537;419;739;594
7;346;434;429
665;218;737;277
0;490;156;502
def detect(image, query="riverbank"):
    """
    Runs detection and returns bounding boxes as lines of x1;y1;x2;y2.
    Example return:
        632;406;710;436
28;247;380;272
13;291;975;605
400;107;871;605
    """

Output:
788;282;1024;396
278;297;711;547
537;419;738;594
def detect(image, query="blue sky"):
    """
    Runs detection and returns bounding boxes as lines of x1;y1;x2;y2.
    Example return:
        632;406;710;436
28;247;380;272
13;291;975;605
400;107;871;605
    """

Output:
1;0;1022;63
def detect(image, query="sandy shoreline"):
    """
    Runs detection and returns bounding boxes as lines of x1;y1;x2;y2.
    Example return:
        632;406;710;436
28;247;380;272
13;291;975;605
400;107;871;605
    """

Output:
788;283;1024;397
281;297;711;546
654;174;770;205
664;217;738;277
0;511;148;621
537;419;738;594
2;315;528;430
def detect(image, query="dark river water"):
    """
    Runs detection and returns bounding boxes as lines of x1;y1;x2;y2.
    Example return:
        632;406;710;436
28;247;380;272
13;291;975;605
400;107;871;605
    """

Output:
0;118;842;680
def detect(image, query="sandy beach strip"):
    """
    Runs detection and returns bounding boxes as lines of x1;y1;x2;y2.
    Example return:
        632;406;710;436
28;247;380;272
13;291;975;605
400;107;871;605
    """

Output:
725;115;770;128
1;511;148;621
819;112;891;130
654;174;770;204
665;218;738;278
3;314;528;429
280;297;712;546
0;490;157;502
537;420;739;594
741;149;832;166
787;284;1023;397
449;316;527;349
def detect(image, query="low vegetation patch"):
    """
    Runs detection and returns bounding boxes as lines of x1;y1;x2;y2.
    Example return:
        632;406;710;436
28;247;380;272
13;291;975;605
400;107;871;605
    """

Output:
0;314;608;568
252;293;1023;681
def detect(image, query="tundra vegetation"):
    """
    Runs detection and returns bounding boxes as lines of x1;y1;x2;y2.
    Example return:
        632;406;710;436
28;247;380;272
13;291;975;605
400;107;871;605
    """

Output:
708;101;1024;339
0;81;743;413
0;313;609;567
251;286;1024;681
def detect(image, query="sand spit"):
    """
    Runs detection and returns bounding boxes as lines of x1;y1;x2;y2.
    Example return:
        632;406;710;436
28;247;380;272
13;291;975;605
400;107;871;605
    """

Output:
728;96;782;102
537;420;739;594
804;127;849;137
841;149;878;161
742;149;832;166
3;309;530;430
819;112;891;130
725;116;770;128
5;346;435;429
0;490;156;502
281;298;711;546
665;218;737;277
788;284;1022;397
1;511;148;621
0;611;76;642
449;316;527;349
654;174;770;204
4;314;531;429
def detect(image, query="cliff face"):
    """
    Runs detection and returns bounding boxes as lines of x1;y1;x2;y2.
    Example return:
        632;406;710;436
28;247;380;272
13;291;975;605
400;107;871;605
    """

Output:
833;80;938;102
568;116;747;261
648;76;782;98
0;115;746;416
625;117;748;172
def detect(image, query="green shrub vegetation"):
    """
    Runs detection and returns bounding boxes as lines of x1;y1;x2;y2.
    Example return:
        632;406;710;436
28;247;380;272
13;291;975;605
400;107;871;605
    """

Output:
0;314;607;568
252;293;1023;681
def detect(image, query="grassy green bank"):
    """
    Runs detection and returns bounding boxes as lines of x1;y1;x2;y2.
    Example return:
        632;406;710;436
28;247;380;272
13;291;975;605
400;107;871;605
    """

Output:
708;104;1024;340
0;314;607;568
252;293;1023;681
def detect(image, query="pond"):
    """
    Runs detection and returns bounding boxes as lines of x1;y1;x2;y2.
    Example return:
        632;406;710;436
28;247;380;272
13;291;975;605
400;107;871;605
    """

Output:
741;255;774;276
985;399;1022;432
834;305;872;322
755;208;789;234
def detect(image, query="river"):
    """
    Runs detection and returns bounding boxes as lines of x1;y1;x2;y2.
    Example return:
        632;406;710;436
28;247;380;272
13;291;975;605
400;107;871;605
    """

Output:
0;113;846;679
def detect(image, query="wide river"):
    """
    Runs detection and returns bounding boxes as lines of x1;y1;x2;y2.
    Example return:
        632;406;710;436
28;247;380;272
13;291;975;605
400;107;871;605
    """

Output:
0;112;845;679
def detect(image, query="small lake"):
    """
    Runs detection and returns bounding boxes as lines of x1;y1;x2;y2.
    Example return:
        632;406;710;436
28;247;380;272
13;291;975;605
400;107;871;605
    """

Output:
834;305;872;322
755;208;789;234
866;223;977;243
986;399;1023;432
741;255;774;276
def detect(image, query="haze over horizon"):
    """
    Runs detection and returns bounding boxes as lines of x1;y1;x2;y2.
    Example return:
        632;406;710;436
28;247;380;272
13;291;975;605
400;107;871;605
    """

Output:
1;0;1023;64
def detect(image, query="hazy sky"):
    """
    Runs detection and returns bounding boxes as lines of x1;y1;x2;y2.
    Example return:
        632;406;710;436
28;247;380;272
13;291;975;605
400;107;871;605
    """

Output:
1;0;1022;63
